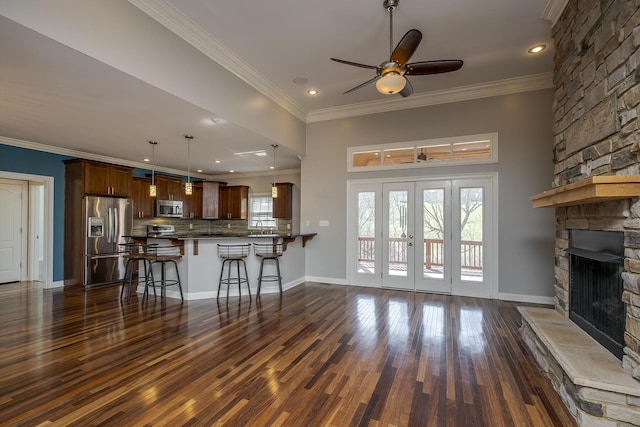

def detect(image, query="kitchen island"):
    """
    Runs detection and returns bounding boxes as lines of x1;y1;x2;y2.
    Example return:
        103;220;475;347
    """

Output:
129;233;316;300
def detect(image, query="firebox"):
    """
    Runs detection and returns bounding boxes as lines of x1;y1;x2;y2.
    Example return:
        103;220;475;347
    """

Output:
567;230;626;360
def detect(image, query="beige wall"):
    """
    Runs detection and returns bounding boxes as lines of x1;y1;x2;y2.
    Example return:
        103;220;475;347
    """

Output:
302;89;556;300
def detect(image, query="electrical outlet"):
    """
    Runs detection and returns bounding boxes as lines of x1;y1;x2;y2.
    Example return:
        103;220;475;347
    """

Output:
227;223;231;229
287;223;291;230
189;223;193;229
305;220;310;226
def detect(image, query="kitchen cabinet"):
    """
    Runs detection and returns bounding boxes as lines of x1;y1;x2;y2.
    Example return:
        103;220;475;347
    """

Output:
66;159;132;196
132;177;154;218
156;175;183;201
63;159;133;287
202;181;222;219
272;182;293;219
183;182;202;218
219;185;249;219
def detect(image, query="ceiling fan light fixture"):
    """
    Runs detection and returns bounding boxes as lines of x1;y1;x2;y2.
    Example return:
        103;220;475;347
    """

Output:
376;72;406;95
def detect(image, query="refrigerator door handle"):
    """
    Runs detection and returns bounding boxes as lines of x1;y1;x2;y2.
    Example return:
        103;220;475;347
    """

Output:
107;207;113;243
113;207;119;245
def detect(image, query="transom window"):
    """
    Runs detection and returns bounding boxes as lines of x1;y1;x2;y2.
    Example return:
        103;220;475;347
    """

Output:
348;133;498;172
249;194;277;229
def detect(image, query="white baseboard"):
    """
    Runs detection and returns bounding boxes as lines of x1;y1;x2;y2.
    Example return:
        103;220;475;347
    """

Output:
498;292;554;305
45;280;64;289
304;276;348;285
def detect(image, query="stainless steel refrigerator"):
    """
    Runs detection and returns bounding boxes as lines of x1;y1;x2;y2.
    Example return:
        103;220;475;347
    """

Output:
83;195;133;287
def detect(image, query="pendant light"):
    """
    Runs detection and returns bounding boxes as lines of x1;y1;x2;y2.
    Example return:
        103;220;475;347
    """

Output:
184;134;193;195
271;144;278;199
149;140;158;197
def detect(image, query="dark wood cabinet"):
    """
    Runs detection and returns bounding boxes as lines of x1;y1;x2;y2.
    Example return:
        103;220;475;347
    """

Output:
272;182;293;219
63;159;133;287
219;185;249;219
132;177;154;218
155;175;183;201
183;182;202;218
68;159;132;196
202;181;222;219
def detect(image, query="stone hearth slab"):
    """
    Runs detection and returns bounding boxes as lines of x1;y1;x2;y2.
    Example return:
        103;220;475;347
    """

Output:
518;306;640;397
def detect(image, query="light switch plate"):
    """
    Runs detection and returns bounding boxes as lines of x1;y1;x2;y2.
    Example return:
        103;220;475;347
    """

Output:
319;220;329;227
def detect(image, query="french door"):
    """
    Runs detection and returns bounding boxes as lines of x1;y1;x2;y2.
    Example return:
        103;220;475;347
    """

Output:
348;175;495;297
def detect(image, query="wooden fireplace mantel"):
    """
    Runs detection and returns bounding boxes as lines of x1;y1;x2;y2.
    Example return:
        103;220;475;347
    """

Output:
530;175;640;208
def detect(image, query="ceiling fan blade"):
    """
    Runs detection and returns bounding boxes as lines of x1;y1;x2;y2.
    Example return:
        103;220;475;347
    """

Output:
399;78;413;97
343;76;379;94
330;58;379;70
404;60;464;75
390;29;422;68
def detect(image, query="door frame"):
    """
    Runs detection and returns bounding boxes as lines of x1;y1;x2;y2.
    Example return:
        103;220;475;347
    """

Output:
346;172;499;298
0;171;54;288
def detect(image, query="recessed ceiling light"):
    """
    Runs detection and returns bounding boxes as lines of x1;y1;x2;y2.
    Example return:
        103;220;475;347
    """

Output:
197;169;203;173
270;166;275;170
528;44;546;54
143;158;150;162
306;89;318;96
215;160;221;164
234;149;267;156
229;170;235;173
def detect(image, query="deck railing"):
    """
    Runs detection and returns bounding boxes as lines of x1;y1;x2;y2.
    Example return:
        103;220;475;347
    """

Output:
357;237;483;270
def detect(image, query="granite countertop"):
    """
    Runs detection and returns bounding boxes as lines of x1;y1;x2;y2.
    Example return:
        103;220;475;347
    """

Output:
130;232;316;240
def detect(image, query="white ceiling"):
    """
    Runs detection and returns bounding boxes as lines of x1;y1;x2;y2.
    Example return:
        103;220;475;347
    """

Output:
0;0;556;177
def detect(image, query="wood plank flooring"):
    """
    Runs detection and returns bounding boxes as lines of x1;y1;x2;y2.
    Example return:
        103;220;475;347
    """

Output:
0;282;576;426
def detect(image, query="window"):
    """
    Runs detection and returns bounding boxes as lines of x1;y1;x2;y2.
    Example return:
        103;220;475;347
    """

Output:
249;194;277;229
347;133;498;172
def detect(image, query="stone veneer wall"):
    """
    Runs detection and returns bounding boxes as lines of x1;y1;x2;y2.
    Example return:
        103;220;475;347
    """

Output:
551;0;640;380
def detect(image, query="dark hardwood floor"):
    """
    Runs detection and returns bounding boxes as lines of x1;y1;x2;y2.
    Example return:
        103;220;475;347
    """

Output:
0;281;576;426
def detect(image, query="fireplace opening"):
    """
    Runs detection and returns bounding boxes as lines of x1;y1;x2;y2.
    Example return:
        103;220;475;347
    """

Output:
567;230;626;360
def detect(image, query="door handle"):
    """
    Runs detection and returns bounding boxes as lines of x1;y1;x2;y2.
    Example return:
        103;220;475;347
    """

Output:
408;242;413;246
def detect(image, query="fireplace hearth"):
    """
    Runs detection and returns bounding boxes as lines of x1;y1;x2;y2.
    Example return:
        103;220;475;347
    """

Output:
567;230;625;359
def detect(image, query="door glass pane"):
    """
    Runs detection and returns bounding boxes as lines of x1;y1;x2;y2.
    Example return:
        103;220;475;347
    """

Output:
460;187;483;281
357;192;376;274
422;189;445;279
388;190;408;277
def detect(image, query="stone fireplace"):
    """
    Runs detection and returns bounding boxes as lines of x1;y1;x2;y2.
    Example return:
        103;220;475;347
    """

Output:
520;0;640;425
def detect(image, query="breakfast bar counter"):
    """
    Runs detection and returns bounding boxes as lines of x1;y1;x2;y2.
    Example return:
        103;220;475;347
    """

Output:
129;233;316;300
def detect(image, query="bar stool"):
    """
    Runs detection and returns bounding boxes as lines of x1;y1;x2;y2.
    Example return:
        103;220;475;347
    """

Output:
142;245;184;308
119;242;156;303
217;244;251;300
253;242;284;296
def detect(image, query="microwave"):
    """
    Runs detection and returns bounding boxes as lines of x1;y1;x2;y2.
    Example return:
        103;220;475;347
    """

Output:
155;200;183;218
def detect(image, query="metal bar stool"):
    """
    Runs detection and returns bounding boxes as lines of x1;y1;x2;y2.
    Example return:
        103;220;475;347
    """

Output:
119;242;156;303
253;242;284;296
217;244;251;300
142;245;184;308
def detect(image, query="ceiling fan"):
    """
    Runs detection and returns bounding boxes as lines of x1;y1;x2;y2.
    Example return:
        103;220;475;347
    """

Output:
330;0;463;97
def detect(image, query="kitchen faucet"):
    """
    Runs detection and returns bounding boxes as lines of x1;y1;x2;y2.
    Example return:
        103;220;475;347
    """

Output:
256;220;264;234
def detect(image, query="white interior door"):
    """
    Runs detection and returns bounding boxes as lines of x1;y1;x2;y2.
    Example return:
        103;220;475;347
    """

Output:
0;179;27;284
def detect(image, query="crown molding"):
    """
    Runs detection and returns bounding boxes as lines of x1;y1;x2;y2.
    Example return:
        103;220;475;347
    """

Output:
306;72;553;123
128;0;306;122
0;136;209;179
541;0;569;27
